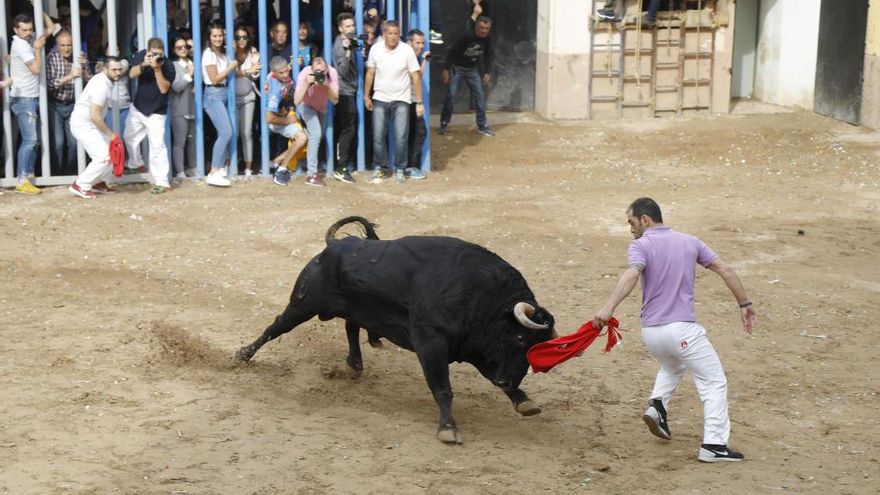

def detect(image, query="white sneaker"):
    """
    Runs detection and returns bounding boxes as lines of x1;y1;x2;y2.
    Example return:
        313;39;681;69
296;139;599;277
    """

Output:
206;173;231;187
174;172;187;180
244;169;253;177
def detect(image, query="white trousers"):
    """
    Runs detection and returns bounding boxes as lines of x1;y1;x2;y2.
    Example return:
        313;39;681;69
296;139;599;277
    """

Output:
124;106;170;187
641;321;730;445
71;123;111;190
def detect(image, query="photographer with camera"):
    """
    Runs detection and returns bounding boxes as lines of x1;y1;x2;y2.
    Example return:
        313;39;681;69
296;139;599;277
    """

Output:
124;37;176;194
293;56;339;187
332;12;358;183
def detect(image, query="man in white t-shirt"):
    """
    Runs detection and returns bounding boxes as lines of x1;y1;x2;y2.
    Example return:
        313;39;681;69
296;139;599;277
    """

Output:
68;57;126;199
363;20;423;183
9;14;49;195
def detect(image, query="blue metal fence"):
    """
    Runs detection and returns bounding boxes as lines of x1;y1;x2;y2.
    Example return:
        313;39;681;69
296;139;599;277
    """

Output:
0;0;431;188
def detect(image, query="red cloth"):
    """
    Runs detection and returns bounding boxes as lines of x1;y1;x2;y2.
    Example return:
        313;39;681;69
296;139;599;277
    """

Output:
110;135;126;177
527;318;622;373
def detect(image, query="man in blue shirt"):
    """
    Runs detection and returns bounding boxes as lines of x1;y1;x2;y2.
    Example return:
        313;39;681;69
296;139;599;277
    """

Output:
123;37;176;194
265;56;307;186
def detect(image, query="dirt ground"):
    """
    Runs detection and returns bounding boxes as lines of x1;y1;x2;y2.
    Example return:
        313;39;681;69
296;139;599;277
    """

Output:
1;108;878;495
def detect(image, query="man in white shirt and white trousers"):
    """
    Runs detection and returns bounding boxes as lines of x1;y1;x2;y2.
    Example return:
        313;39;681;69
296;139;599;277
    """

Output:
68;57;126;199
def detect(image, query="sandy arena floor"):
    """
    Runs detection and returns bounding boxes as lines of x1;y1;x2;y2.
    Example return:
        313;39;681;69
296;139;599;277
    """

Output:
1;108;878;494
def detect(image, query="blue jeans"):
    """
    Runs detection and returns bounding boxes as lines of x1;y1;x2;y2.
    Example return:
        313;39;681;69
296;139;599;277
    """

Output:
203;86;233;169
298;103;326;177
372;100;409;171
440;65;487;129
49;99;76;175
10;97;40;178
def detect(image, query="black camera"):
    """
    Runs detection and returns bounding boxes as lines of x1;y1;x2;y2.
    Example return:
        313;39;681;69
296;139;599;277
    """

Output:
152;53;165;64
346;32;367;48
312;69;326;84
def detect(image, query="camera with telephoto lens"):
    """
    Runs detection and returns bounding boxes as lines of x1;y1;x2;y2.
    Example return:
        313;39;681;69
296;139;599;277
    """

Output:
312;69;326;84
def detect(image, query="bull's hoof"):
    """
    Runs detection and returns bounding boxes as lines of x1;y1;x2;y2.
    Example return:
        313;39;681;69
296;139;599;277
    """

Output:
368;338;384;349
515;400;542;416
234;347;253;363
437;427;462;444
345;356;364;378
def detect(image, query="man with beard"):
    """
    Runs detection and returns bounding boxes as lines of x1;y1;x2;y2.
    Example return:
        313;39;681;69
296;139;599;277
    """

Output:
68;57;126;199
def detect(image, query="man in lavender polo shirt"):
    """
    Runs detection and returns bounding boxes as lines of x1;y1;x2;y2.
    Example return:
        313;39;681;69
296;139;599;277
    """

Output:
593;197;758;463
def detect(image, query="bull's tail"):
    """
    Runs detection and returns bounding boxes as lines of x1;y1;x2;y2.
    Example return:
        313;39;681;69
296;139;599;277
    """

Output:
326;216;380;244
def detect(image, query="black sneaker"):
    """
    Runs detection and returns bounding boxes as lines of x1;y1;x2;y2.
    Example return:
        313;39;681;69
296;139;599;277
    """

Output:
642;398;671;440
698;444;744;463
597;8;618;20
333;169;356;184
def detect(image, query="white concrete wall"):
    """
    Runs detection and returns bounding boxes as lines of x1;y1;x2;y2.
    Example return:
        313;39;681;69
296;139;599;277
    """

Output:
753;0;821;109
535;0;591;119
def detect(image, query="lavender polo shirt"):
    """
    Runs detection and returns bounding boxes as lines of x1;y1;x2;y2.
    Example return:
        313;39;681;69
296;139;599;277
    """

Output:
627;226;718;327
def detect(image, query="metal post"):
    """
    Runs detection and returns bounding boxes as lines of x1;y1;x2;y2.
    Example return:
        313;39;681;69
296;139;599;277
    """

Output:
354;0;366;171
190;0;205;176
387;0;395;20
417;0;431;171
107;0;120;134
322;0;334;175
33;0;51;180
143;0;154;39
0;1;13;183
69;0;86;174
291;0;300;81
225;0;238;176
258;0;270;175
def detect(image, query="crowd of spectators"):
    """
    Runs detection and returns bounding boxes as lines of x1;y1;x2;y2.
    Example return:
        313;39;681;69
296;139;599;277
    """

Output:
2;0;497;196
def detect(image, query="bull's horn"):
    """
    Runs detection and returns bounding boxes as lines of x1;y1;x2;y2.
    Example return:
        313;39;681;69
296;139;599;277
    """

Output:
513;302;549;330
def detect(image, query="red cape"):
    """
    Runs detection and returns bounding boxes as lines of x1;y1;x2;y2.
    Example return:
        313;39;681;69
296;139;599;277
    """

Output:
527;318;621;373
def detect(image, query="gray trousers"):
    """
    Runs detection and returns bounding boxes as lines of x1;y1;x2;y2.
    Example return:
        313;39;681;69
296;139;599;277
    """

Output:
170;115;196;176
236;92;257;163
298;103;326;176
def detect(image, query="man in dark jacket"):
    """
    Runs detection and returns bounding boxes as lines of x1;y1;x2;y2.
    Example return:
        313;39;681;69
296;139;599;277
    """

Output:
437;2;494;137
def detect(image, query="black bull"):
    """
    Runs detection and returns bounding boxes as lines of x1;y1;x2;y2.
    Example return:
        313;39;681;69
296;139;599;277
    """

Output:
235;217;558;443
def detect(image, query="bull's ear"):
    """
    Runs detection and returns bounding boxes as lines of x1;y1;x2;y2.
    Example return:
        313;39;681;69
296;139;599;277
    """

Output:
513;302;549;330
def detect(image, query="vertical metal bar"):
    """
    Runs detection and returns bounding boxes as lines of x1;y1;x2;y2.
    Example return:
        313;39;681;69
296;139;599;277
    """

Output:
70;0;86;173
387;0;395;20
107;0;120;133
33;0;51;179
322;0;334;175
418;0;430;171
225;0;238;176
291;0;300;81
0;0;14;181
258;0;270;175
190;0;205;176
354;0;366;171
155;0;171;184
143;0;153;39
